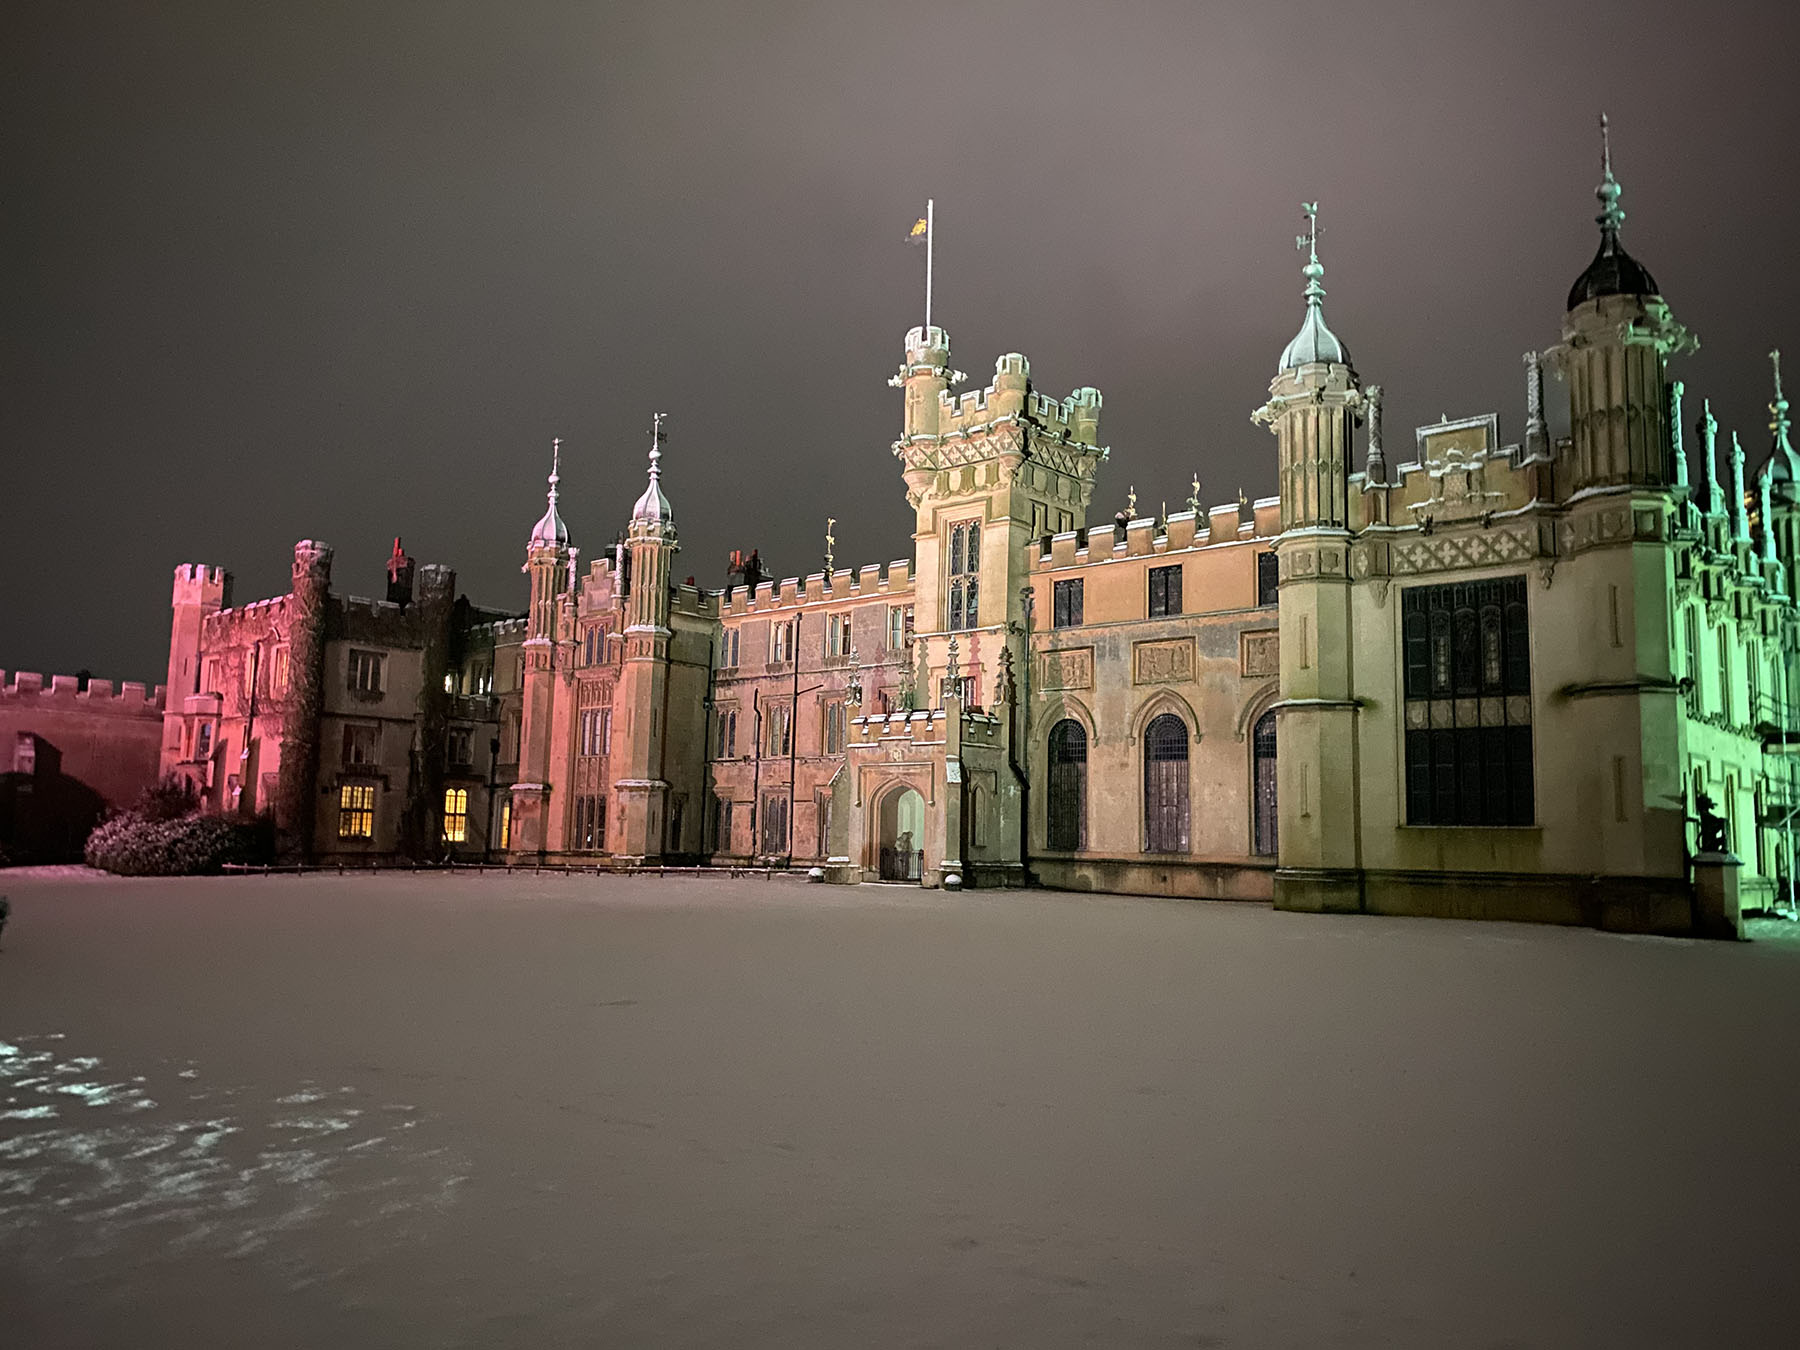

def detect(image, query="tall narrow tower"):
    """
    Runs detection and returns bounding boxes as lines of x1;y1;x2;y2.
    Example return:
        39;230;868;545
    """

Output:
612;415;679;863
509;441;571;857
1253;203;1369;912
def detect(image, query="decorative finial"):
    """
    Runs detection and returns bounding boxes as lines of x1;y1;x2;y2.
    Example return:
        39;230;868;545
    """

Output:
1188;473;1202;515
1773;350;1793;447
1296;201;1325;302
648;414;666;481
824;517;836;574
1364;384;1386;483
1731;429;1750;542
1595;112;1625;235
548;436;562;499
1127;484;1138;517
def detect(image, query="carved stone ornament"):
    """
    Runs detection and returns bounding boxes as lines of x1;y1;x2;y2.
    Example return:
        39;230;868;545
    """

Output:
1133;639;1195;685
1040;648;1093;691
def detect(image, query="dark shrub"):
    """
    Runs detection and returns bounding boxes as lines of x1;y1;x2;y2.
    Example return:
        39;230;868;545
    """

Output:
84;811;274;876
136;777;200;822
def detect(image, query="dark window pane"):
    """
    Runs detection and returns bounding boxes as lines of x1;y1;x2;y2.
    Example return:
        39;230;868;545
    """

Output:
1047;719;1087;850
1253;710;1278;856
1257;552;1279;606
1149;565;1182;618
1144;713;1190;852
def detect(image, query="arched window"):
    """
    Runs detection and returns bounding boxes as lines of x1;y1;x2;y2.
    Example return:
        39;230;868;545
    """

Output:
1143;713;1190;853
1047;719;1087;851
1252;710;1278;856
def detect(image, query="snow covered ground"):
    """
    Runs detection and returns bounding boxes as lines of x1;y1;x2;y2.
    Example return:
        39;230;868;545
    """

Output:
2;870;1797;1348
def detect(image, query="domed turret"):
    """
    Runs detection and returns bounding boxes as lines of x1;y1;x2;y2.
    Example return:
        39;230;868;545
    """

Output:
630;414;674;532
1567;113;1660;311
1278;202;1353;374
529;438;569;550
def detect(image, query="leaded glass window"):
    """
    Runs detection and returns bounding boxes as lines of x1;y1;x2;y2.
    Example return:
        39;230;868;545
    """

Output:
1401;576;1533;826
1143;713;1190;852
1047;719;1087;851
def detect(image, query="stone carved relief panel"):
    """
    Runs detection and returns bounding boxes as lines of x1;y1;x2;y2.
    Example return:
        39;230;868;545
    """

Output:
1240;630;1279;678
1133;638;1195;685
1039;648;1093;691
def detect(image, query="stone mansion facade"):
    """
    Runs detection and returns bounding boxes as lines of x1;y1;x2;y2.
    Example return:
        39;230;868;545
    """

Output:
155;139;1800;933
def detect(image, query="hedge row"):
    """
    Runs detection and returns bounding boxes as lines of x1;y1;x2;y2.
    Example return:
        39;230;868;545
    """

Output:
84;811;274;876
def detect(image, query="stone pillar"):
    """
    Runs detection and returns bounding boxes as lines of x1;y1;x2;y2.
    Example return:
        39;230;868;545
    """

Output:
1691;852;1745;940
276;540;332;859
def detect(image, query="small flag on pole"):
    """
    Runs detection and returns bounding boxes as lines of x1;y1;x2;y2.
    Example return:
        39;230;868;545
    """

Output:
906;216;929;244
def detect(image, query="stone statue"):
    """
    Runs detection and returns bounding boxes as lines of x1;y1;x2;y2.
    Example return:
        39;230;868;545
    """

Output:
1694;791;1729;855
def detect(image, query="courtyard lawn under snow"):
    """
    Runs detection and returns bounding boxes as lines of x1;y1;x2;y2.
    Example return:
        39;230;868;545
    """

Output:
2;869;1797;1348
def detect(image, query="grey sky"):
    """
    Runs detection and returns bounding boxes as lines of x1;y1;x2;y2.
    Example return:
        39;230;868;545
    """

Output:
4;0;1795;681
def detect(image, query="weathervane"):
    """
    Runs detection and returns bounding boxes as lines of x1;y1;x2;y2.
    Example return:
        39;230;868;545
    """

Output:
1297;201;1320;261
649;412;667;478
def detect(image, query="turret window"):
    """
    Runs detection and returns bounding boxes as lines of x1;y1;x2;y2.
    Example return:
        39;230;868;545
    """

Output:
1402;577;1533;826
948;520;980;631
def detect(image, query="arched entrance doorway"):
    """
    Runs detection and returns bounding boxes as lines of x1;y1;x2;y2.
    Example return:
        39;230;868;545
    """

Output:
878;786;924;881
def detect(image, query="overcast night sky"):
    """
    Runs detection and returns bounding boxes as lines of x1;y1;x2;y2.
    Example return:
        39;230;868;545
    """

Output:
4;0;1796;684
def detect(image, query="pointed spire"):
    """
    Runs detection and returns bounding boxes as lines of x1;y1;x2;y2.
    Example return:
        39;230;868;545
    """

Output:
1760;470;1778;565
1277;201;1353;374
631;413;674;529
1701;398;1724;516
1363;384;1386;484
528;436;570;549
1568;114;1659;309
1766;349;1800;490
1731;429;1751;542
1596;112;1625;235
1523;351;1549;461
1669;380;1689;491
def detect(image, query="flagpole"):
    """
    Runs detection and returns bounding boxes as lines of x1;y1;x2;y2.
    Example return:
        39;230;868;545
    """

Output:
925;197;934;332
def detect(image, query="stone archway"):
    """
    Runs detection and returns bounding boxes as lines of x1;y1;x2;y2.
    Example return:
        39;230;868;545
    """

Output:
877;785;925;882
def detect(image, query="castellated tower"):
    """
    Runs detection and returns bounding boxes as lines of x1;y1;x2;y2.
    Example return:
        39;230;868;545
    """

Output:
509;443;571;857
163;563;231;771
275;540;332;857
1252;206;1370;911
891;324;1106;708
611;420;678;863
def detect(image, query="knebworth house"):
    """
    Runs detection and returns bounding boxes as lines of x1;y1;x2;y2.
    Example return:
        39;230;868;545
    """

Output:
159;125;1800;938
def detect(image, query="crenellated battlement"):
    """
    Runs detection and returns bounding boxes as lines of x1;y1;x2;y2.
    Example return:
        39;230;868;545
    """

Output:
929;355;1103;447
471;616;530;641
715;559;914;617
1;669;166;711
1033;494;1280;570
